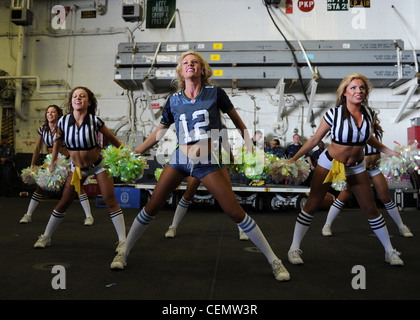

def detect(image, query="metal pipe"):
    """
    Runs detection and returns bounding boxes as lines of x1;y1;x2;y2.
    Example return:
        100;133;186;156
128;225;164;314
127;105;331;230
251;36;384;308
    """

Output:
0;75;71;94
14;25;27;121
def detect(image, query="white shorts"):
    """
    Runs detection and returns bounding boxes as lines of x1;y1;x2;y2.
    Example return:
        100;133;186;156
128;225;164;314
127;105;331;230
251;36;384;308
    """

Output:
318;149;366;176
70;157;106;178
367;166;381;178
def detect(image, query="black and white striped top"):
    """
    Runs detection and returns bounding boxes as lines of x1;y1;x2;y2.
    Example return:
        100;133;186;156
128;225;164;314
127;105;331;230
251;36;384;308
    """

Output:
57;113;104;151
364;129;382;155
37;126;57;149
323;105;374;146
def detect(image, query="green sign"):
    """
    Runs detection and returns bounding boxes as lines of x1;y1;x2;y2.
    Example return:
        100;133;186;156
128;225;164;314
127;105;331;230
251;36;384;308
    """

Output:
327;0;349;11
146;0;176;29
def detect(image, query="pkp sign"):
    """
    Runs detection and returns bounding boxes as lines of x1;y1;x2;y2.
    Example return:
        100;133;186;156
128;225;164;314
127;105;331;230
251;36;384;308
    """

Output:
298;0;315;12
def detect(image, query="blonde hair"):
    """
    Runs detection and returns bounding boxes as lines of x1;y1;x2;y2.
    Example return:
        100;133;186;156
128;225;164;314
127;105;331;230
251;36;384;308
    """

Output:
336;73;373;108
174;51;214;91
335;73;374;127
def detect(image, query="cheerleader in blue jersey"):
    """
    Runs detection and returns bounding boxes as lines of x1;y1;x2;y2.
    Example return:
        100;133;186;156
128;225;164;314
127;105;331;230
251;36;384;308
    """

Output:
20;105;93;225
322;115;413;237
287;73;404;266
33;87;126;252
110;50;290;281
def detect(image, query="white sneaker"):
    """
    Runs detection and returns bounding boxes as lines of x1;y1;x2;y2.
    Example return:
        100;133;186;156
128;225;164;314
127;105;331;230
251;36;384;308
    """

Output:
272;259;290;281
322;224;332;236
34;234;51;248
84;217;94;226
19;214;32;224
399;225;413;238
165;226;176;238
239;229;249;241
110;251;127;270
385;249;404;266
288;249;304;265
115;239;126;253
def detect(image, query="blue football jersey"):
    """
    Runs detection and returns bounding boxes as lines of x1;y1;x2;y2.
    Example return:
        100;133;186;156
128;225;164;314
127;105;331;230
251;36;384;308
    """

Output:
161;86;233;145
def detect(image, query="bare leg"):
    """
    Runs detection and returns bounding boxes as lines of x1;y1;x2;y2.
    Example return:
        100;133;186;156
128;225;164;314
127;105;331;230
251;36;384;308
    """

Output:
165;176;200;237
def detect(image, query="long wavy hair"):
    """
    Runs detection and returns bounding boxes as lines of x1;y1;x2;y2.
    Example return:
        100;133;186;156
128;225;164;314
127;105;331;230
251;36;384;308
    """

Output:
64;86;98;115
335;73;374;127
373;110;384;138
174;51;214;91
41;104;63;133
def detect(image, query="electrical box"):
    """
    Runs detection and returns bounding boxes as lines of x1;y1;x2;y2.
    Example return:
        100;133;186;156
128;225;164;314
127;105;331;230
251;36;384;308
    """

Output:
11;6;33;26
122;3;143;22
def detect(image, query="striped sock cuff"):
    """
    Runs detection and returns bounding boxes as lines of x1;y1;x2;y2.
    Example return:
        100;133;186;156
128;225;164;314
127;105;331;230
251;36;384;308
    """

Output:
297;211;313;227
369;214;386;230
332;199;345;210
136;208;154;226
179;197;192;208
32;192;43;202
384;201;396;211
79;193;89;201
52;210;65;219
237;214;256;233
110;209;123;219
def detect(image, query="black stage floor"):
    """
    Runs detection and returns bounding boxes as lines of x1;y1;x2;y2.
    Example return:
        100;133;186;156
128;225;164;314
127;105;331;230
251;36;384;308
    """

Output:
1;195;419;304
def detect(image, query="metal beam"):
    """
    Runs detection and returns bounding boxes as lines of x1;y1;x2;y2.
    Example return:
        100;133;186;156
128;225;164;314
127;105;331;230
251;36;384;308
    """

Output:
392;77;419;123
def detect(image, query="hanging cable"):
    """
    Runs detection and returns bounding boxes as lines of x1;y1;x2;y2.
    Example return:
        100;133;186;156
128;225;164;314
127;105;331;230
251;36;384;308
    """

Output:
264;3;309;103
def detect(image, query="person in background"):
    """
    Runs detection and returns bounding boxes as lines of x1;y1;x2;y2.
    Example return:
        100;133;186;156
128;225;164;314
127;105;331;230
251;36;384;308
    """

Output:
286;133;314;170
287;73;404;267
264;138;285;159
0;133;15;197
110;50;290;281
264;139;285;184
252;130;263;147
19;105;93;225
33;87;126;253
322;115;413;238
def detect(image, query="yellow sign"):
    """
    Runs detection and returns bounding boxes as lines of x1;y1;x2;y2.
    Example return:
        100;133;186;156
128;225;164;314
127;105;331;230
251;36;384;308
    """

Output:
213;70;223;77
213;43;223;50
210;54;220;61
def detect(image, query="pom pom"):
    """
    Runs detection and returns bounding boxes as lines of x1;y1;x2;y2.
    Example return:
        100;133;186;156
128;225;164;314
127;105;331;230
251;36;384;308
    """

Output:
21;166;39;185
266;156;310;184
332;180;347;191
154;168;163;181
379;141;420;181
34;154;70;192
228;147;266;182
102;144;147;182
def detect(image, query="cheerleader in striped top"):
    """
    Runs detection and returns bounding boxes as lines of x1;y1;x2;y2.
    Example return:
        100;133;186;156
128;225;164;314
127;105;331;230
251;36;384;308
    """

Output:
287;73;404;266
322;115;413;237
33;87;126;253
19;105;93;225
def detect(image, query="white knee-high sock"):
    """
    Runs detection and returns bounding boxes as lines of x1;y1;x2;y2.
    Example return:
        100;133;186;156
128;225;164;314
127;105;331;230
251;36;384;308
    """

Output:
26;192;43;216
290;210;313;250
172;197;191;228
325;199;345;226
44;210;65;237
369;214;393;252
124;208;154;256
78;193;92;219
237;214;278;264
384;201;404;229
110;209;126;242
